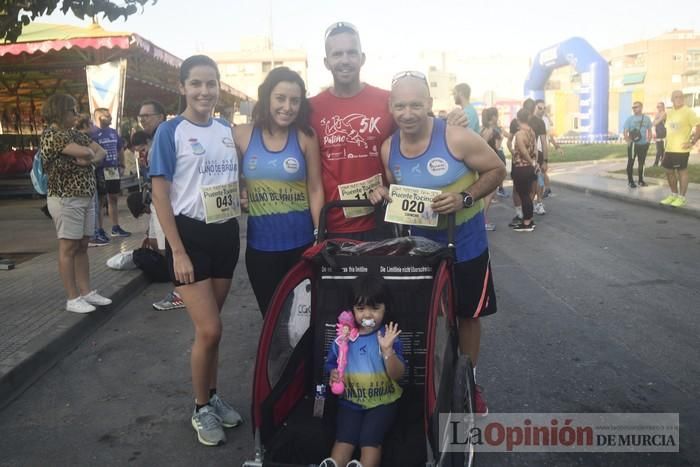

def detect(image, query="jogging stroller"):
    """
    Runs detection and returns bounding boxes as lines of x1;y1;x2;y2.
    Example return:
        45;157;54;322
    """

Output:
243;200;476;467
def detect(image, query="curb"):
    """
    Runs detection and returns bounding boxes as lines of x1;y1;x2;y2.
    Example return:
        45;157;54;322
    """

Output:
0;271;150;410
550;180;700;221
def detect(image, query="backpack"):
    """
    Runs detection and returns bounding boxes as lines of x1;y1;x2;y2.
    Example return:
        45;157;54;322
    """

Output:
30;149;48;195
132;247;170;282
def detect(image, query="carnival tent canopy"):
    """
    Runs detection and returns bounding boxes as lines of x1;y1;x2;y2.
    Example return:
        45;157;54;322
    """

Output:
0;22;253;134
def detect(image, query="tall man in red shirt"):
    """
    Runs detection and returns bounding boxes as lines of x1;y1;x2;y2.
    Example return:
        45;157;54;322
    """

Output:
311;22;466;240
310;22;394;240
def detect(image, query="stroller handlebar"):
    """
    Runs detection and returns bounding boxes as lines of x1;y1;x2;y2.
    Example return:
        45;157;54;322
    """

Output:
317;199;456;246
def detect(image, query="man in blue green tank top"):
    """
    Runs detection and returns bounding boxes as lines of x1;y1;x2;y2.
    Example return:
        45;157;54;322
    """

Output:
369;72;505;416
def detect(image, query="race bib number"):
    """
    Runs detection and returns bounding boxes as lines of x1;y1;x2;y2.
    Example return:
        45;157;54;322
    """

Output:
338;174;382;218
384;184;440;227
103;167;120;181
200;182;241;224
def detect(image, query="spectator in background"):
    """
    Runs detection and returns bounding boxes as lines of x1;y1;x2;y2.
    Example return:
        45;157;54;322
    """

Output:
623;101;652;188
75;114;94;134
506;98;536;226
480;107;508;231
531;100;548;214
135;100;185;312
91;108;130;246
511;109;538;232
542;106;560;197
659;90;700;207
454;83;480;133
652;102;667;167
40;93;110;313
128;130;149;179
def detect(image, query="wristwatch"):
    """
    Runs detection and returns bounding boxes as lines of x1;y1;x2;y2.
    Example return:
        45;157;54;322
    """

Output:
460;191;474;208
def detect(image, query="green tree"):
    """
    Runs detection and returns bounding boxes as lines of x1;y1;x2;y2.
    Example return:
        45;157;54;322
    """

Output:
1;1;156;43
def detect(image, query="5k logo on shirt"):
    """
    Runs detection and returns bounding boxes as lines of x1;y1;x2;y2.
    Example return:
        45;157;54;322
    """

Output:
320;114;382;148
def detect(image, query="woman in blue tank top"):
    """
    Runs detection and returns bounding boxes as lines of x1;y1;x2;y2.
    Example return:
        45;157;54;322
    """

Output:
234;67;323;316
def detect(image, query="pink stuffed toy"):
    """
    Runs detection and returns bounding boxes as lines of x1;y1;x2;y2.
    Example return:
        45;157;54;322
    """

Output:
331;310;359;395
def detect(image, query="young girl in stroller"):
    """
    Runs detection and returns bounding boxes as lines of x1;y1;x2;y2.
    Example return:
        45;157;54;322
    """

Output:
320;274;405;467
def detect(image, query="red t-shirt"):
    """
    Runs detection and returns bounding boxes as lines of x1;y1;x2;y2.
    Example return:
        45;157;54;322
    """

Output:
310;85;394;234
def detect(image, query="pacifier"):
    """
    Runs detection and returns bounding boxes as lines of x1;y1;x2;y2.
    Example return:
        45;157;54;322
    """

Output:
361;318;376;329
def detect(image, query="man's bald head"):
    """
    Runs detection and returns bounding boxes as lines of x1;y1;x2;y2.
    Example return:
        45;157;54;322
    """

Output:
391;75;431;98
390;76;433;136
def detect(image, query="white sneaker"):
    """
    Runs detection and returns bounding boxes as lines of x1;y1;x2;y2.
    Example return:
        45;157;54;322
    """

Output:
82;290;112;306
66;297;96;313
534;203;546;215
318;458;338;467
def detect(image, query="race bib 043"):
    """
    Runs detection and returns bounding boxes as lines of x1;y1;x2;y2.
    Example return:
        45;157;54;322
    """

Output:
338;173;383;218
384;184;440;227
200;182;241;224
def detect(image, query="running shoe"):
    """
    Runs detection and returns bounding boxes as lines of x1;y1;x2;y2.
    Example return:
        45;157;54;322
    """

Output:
319;458;339;467
346;461;364;467
191;405;226;446
111;225;131;237
660;194;678;205
82;290;112;306
88;234;110;247
209;394;243;428
628;181;637;188
508;216;522;227
513;221;536;232
152;291;186;311
534;203;546;215
66;297;96;314
670;195;687;208
496;187;509;197
485;223;496;231
638;180;648;187
543;187;552;198
474;385;489;417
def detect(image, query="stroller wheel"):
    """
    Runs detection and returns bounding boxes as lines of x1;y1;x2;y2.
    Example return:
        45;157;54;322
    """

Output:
452;355;476;414
450;354;476;467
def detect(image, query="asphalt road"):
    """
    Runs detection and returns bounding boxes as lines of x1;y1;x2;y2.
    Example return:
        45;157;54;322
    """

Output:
0;187;698;467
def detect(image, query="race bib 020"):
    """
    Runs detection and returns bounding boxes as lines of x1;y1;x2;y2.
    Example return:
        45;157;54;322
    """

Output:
338;173;383;218
200;182;241;224
384;184;440;227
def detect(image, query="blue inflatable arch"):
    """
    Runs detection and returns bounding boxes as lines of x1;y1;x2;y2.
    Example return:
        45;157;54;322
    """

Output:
524;37;609;140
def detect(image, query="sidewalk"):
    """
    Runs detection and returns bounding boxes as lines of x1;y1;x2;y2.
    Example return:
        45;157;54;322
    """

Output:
548;154;700;220
0;200;150;408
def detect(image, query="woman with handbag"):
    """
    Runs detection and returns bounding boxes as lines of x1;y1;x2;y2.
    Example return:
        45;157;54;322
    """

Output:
623;101;652;188
41;93;111;313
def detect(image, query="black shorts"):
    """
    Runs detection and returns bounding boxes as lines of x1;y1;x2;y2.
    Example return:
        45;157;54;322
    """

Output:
454;249;497;319
662;152;689;170
335;401;398;448
95;169;121;195
166;215;240;286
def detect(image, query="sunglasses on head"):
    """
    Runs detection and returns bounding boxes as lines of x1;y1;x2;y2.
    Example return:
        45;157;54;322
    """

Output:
324;21;359;40
391;70;428;88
